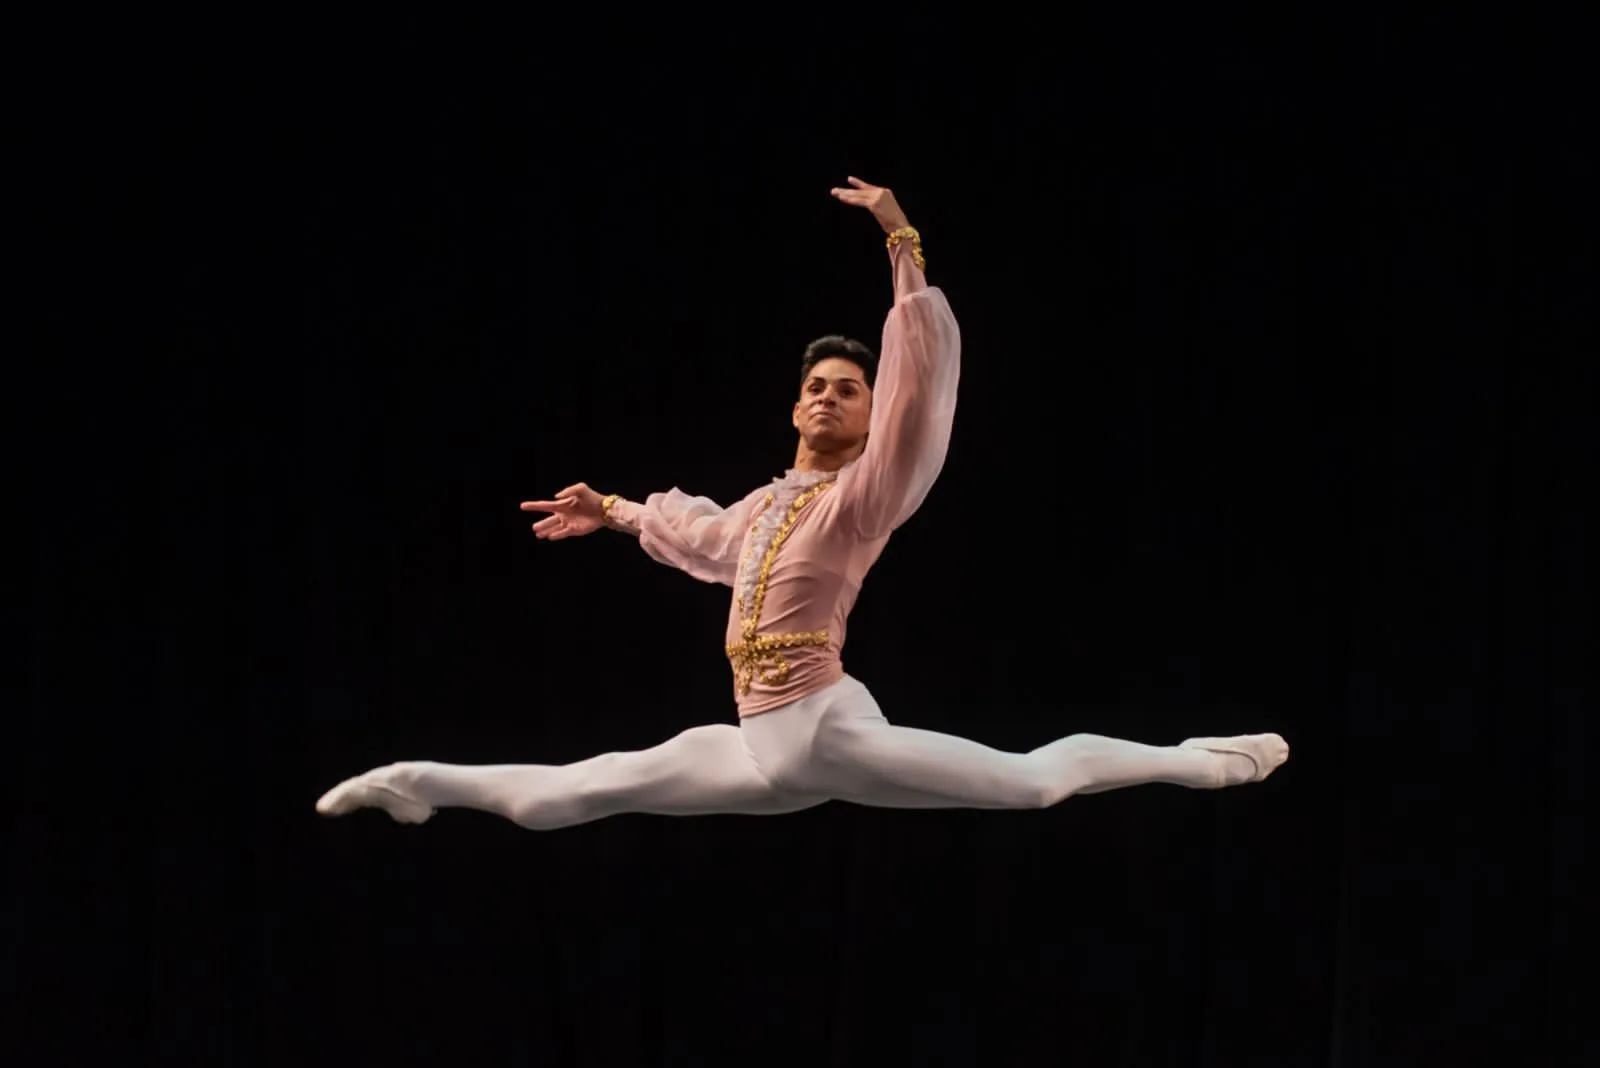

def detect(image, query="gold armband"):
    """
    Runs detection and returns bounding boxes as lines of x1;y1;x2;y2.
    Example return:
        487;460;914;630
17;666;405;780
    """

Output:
885;226;925;271
599;493;621;528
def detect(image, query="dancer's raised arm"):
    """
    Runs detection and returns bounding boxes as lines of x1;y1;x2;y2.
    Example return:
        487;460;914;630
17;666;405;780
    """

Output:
521;482;767;587
827;178;962;539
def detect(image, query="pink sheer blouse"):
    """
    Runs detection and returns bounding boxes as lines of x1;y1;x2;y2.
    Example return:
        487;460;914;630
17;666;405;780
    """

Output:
605;240;961;716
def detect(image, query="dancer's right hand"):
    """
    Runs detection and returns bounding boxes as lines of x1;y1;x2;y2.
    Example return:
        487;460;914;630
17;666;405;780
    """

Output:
521;482;608;540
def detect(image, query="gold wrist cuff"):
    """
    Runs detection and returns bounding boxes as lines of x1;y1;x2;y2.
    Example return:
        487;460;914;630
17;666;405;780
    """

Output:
885;226;925;270
599;493;621;528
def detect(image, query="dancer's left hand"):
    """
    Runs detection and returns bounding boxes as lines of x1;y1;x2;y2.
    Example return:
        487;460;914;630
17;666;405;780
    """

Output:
830;176;911;234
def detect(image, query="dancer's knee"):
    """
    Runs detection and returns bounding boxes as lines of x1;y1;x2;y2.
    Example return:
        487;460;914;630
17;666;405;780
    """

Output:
507;789;590;830
1025;734;1103;808
508;801;566;831
1032;780;1079;809
1013;769;1072;810
506;753;626;830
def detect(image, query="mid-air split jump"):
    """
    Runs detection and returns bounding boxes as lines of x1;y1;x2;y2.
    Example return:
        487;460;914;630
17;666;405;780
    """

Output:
317;177;1289;830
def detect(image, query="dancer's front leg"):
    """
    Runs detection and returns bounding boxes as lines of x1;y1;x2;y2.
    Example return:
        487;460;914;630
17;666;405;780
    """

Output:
316;724;825;830
766;693;1288;810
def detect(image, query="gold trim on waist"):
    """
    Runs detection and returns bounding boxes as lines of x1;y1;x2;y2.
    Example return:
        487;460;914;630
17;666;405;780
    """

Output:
725;631;830;697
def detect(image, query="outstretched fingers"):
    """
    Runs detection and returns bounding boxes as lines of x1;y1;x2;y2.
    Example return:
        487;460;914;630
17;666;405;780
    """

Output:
530;515;567;536
520;497;576;513
520;483;590;511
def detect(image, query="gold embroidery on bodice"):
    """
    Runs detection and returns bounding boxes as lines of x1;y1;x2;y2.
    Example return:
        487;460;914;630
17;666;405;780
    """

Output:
724;478;835;696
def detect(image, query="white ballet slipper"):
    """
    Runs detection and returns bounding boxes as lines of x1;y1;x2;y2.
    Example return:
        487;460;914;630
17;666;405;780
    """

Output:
315;767;434;824
1179;733;1290;786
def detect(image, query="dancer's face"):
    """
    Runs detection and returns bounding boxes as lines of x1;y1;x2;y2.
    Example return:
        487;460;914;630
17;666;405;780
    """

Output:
792;357;872;450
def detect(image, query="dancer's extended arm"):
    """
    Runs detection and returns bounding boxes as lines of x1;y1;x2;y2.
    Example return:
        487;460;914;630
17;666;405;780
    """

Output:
829;183;962;539
522;481;764;587
603;486;767;586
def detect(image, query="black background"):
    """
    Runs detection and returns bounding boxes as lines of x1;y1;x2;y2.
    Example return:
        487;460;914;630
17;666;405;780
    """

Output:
17;11;1591;1066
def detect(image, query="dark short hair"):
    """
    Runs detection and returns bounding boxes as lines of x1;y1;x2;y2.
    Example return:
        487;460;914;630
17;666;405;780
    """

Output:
799;335;878;390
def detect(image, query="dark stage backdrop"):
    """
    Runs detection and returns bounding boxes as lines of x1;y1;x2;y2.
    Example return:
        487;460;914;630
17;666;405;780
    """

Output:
17;14;1591;1067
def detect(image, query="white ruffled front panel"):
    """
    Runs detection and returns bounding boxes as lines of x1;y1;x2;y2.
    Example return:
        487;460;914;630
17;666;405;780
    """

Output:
735;467;841;612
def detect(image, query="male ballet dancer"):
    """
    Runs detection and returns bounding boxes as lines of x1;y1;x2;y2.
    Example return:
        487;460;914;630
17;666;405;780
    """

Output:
316;177;1288;829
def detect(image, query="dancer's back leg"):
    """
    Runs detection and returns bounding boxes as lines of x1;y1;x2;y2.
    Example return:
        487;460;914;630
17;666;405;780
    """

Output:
317;724;827;830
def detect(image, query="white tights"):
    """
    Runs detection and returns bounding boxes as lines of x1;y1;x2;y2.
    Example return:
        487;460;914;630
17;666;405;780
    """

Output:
319;676;1284;829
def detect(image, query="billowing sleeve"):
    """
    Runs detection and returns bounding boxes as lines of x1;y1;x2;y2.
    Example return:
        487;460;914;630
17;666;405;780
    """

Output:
835;243;962;539
604;485;763;586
